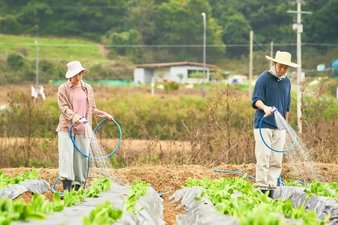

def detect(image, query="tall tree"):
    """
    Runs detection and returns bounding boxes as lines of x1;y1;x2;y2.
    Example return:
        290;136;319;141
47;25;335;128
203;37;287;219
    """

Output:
304;0;338;44
125;0;158;45
0;0;128;40
152;0;223;62
210;0;295;57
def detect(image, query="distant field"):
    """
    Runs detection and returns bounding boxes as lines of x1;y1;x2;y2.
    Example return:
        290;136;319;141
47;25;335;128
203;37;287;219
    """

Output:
0;34;108;65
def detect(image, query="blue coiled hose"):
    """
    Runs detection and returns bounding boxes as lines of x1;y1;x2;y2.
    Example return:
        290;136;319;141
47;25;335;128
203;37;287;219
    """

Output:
213;170;285;186
214;108;298;185
259;109;297;153
69;118;122;160
53;118;122;192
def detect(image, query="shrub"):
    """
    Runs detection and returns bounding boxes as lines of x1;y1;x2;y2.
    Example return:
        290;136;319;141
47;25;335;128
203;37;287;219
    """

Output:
7;53;24;70
163;81;179;93
0;15;22;33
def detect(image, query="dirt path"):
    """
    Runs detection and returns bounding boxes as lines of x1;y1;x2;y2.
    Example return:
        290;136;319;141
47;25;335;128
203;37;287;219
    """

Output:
2;163;338;225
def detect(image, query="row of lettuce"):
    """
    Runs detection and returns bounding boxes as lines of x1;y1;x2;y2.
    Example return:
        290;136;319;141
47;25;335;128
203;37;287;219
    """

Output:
285;179;338;200
0;169;150;225
184;177;337;225
0;170;39;189
1;170;337;224
83;180;150;225
0;177;111;224
2;170;336;202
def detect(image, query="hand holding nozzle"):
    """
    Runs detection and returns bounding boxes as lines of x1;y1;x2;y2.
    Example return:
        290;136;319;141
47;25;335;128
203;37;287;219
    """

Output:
104;113;114;121
79;116;88;125
263;106;277;117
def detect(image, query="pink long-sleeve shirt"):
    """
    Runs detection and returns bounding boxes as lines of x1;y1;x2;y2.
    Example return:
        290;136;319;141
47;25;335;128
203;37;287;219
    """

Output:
56;80;110;133
72;86;87;133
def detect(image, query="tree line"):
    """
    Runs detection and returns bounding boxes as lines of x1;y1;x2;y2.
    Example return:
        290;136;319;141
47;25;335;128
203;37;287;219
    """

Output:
0;0;337;60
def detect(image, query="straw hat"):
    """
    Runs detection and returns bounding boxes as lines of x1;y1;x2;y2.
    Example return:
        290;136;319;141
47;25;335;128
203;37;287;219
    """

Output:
265;51;299;68
65;61;86;78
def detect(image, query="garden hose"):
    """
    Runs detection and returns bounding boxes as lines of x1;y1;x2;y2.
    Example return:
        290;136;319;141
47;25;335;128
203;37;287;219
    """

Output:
213;170;285;186
70;118;122;160
259;107;297;153
53;118;122;192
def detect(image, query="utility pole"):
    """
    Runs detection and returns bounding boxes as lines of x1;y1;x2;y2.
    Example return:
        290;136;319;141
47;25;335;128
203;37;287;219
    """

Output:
151;77;155;96
201;12;206;97
270;41;274;68
35;40;39;89
249;30;253;97
287;0;311;134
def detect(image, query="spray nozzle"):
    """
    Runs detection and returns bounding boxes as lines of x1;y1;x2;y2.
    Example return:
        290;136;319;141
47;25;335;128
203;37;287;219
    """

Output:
263;106;277;118
271;106;277;113
79;116;88;125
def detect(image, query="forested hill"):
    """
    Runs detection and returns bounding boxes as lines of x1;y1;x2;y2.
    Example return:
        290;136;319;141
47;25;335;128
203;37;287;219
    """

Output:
1;0;337;55
0;0;337;84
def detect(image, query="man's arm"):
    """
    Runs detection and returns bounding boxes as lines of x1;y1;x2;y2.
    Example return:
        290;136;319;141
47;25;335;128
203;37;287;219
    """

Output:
255;100;274;116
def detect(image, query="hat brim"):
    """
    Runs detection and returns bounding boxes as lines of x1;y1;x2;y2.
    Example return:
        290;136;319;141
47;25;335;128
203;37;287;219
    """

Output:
265;55;299;68
65;68;86;79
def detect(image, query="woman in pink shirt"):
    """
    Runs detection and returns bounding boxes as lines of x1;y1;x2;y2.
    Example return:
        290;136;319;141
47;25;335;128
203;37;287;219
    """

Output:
56;61;113;192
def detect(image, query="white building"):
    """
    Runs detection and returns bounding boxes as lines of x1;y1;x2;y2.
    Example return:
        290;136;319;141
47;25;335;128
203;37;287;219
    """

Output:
134;62;216;84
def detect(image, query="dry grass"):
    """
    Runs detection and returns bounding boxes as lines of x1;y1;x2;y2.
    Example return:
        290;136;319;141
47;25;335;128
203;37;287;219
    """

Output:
0;84;337;167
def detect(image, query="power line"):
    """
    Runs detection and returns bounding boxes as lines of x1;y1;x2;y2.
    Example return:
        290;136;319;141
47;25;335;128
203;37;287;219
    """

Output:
5;5;127;9
0;43;337;48
0;43;98;47
302;43;338;46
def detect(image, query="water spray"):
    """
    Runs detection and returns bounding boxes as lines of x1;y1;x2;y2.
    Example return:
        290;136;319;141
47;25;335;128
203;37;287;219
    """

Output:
70;118;122;160
259;106;298;153
53;118;122;192
214;107;299;185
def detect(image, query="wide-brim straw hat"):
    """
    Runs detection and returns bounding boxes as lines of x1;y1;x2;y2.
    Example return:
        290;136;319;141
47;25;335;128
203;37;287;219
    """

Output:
265;51;299;68
65;61;86;78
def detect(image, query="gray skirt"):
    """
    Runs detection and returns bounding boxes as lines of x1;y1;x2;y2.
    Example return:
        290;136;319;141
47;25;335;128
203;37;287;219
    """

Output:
58;131;90;185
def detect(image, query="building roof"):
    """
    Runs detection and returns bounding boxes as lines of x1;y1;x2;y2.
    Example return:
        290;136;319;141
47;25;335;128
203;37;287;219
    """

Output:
332;59;338;69
135;61;216;69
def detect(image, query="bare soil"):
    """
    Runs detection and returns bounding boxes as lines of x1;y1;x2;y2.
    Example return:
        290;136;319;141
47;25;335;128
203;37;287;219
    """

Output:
2;162;338;225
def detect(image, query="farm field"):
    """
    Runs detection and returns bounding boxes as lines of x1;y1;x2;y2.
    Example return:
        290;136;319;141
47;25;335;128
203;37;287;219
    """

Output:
1;1;337;223
1;163;338;225
0;83;337;224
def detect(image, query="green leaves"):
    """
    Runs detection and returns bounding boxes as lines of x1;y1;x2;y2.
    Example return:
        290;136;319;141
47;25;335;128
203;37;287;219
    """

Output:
0;195;49;223
62;190;85;207
124;180;149;214
85;177;111;198
185;177;327;224
83;179;149;225
0;169;38;189
305;180;338;200
286;179;338;201
52;192;64;212
83;201;122;225
239;205;281;225
0;177;112;224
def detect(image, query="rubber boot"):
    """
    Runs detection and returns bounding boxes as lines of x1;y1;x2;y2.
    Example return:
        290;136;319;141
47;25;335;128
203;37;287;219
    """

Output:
62;180;72;192
260;189;274;199
260;189;269;195
72;184;81;191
